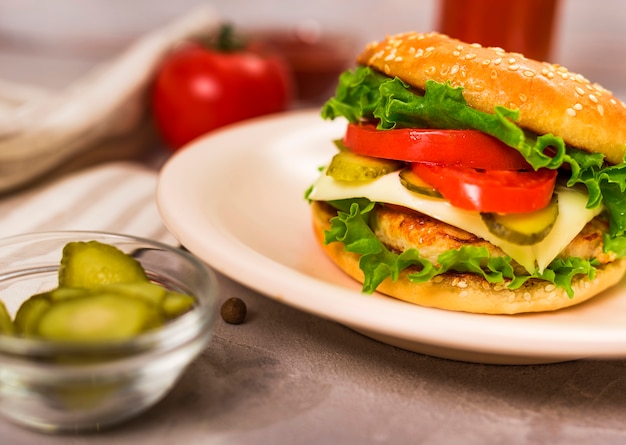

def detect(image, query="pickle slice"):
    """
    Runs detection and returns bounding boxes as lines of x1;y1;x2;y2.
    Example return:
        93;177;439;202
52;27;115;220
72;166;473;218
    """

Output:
58;241;148;288
398;168;443;198
0;300;14;335
481;196;559;245
162;291;195;319
93;282;168;306
14;293;53;336
36;293;163;342
326;151;402;182
47;287;89;301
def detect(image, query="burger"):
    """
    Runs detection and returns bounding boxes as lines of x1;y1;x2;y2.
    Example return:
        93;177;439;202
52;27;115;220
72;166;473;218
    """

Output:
305;31;626;314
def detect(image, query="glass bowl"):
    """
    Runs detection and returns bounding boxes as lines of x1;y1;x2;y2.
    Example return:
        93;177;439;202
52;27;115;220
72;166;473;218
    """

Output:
0;231;218;432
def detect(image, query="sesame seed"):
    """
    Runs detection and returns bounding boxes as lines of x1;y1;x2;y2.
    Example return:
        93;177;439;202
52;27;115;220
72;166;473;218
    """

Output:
470;43;482;48
519;94;528;102
589;94;599;103
394;56;403;62
524;292;531;301
597;104;605;115
575;87;585;95
440;66;450;75
450;64;460;75
490;69;498;79
549;291;557;299
508;57;516;64
610;98;617;105
456;45;464;51
508;64;520;71
384;53;395;61
482;59;491;65
573;103;583;110
523;70;535;77
453;50;461;56
415;48;424;58
425;66;436;75
457;281;468;288
384;64;391;74
493;57;502;65
459;290;469;298
566;108;576;116
464;53;476;60
544;284;556;292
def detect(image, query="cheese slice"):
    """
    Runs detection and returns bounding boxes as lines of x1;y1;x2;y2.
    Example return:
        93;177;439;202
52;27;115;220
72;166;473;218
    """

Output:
308;170;602;273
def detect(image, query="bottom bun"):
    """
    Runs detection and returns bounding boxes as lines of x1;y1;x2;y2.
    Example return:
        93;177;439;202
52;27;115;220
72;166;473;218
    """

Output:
311;201;626;314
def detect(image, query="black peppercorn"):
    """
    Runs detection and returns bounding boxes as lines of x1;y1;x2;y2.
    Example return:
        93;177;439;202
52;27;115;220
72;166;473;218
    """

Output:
220;297;247;324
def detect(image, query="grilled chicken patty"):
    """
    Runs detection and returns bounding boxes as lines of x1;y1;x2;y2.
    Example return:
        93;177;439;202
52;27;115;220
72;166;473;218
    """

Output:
371;204;615;270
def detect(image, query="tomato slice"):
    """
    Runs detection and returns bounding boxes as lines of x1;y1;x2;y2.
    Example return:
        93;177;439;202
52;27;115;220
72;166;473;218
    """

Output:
412;164;558;213
344;123;531;170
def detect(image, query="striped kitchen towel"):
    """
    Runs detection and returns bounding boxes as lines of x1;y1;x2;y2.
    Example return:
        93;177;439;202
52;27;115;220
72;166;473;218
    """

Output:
0;161;176;245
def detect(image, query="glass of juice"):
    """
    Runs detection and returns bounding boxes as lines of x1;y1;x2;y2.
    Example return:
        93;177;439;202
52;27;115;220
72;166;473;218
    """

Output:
435;0;561;62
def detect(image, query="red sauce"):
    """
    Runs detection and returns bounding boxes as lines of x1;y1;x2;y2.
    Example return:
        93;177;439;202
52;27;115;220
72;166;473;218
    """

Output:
436;0;561;62
252;28;356;105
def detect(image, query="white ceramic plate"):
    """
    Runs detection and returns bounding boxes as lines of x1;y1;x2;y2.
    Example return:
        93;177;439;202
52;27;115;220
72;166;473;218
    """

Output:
157;110;626;364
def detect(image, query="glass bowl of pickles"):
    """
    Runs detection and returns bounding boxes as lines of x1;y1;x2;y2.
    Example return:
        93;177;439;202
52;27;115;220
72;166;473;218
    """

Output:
0;231;218;432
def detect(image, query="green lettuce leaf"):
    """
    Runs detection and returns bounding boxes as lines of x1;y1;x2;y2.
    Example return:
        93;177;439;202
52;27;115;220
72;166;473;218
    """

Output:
321;66;626;241
325;199;598;297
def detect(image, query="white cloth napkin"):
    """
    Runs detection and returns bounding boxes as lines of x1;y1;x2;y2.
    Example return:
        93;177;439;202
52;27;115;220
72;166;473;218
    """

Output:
0;6;219;193
0;161;177;245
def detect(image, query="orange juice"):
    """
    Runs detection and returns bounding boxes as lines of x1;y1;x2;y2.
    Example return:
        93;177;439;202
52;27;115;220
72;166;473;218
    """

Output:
436;0;560;62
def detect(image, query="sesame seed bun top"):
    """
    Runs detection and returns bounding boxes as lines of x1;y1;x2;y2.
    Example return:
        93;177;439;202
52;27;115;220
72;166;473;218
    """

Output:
357;32;626;165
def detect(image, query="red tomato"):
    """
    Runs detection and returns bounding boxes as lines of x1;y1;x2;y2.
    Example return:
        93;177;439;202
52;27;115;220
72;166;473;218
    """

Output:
152;40;292;150
344;123;530;170
412;163;558;213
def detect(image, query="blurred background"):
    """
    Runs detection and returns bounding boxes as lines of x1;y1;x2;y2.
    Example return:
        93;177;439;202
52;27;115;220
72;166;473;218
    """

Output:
0;0;624;101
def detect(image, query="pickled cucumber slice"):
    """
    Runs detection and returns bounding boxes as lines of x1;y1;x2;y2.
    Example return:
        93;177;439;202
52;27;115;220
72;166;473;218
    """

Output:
398;168;443;198
481;196;559;245
162;291;195;319
14;293;52;335
0;300;14;335
94;282;168;306
47;287;90;301
59;241;148;288
36;293;163;342
326;151;402;182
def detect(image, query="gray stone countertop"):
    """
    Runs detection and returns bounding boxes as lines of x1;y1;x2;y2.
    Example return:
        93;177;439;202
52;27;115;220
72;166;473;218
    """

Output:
4;271;626;445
